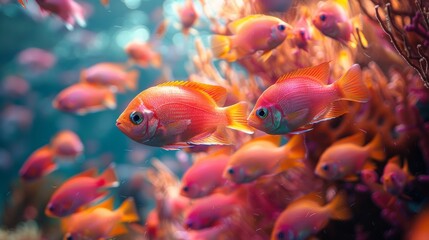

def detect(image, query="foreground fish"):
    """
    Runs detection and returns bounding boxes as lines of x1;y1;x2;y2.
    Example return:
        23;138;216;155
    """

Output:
62;197;139;240
247;62;369;134
116;81;254;150
223;135;306;183
45;166;118;217
125;42;162;68
315;133;385;181
50;130;83;159
211;14;292;62
80;63;139;93
382;156;414;196
19;145;56;181
271;192;351;240
53;83;116;115
35;0;86;30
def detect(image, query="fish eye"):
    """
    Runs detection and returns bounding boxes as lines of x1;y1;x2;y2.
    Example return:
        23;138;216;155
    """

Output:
182;186;189;192
256;107;268;119
277;24;286;31
186;221;193;229
48;205;55;212
227;168;235;175
130;111;144;125
277;231;285;239
299;29;306;37
322;164;329;171
320;14;327;21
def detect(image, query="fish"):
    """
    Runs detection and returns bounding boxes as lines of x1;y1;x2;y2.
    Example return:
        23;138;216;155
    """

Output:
312;1;353;45
177;0;198;35
18;0;28;8
17;48;56;73
381;156;414;196
125;42;162;68
53;83;116;115
290;9;312;51
271;192;352;240
115;81;254;150
35;0;86;30
247;62;369;134
100;0;109;6
62;197;139;240
211;14;292;62
19;145;57;181
223;134;306;183
45;165;118;217
180;148;231;198
50;130;84;159
315;133;385;181
80;63;139;93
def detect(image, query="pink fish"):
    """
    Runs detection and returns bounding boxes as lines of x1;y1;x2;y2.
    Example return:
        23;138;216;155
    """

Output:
1;75;29;98
19;145;56;181
247;62;369;134
381;156;414;196
50;130;83;159
177;0;198;35
291;12;312;51
35;0;86;30
17;48;56;72
125;42;162;68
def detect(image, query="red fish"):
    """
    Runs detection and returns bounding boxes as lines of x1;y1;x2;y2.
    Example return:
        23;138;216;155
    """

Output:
247;62;369;134
125;42;162;68
35;0;86;30
19;145;56;181
50;130;83;159
45;165;118;217
381;156;414;196
116;81;254;150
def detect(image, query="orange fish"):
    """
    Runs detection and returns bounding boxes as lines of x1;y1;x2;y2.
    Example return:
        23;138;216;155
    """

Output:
247;62;369;134
125;42;162;68
211;14;292;62
315;133;385;181
80;63;139;92
177;0;198;35
53;83;116;115
35;0;86;31
116;81;254;150
223;135;306;183
62;197;139;240
271;192;352;240
51;130;83;159
19;145;56;181
381;156;414;196
45;165;118;217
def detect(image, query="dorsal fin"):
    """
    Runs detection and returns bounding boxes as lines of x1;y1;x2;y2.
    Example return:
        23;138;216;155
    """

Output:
157;81;227;105
288;192;325;209
85;197;115;212
243;135;282;148
194;147;232;164
332;132;366;146
227;14;266;34
69;168;98;180
276;62;331;85
388;156;401;166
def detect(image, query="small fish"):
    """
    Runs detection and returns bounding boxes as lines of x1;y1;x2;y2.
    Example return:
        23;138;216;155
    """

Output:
180;148;231;198
223;134;306;183
315;133;385;181
80;63;139;92
271;192;351;240
312;1;352;45
177;0;198;35
211;14;292;62
291;9;312;51
381;156;414;196
125;42;162;68
53;83;116;115
62;197;139;240
19;145;57;181
116;81;254;150
35;0;86;30
247;62;369;134
45;165;118;217
17;48;56;73
50;130;83;159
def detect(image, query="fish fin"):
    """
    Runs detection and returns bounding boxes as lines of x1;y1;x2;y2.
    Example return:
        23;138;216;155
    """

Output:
103;91;117;109
86;197;114;212
97;164;119;188
245;135;282;147
188;127;232;145
335;64;369;102
312;101;349;123
117;198;140;222
289;192;325;208
126;70;139;91
227;15;263;33
224;101;254;134
283;134;307;159
43;163;58;177
151;53;163;68
164;119;191;136
365;134;385;161
109;223;128;237
158;81;227;106
326;191;352;220
70;168;98;180
276;158;305;173
289;125;313;134
194;147;232;164
284;108;309;128
332;132;366;146
403;159;415;181
276;62;330;84
343;174;359;181
211;35;234;61
363;160;377;171
70;1;86;28
162;143;190;150
260;50;273;62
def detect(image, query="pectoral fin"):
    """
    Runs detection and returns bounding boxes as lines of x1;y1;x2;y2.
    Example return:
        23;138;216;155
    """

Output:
284;108;309;129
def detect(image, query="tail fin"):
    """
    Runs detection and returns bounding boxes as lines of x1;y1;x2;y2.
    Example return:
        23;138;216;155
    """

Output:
336;64;369;102
97;165;119;188
126;70;139;91
71;1;86;28
283;135;307;160
224;101;254;134
117;198;140;222
365;134;385;161
103;90;117;109
326;191;352;221
211;35;232;59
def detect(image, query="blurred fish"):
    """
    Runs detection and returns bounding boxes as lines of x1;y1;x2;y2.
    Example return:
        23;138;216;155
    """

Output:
315;133;385;181
253;0;292;13
381;156;414;196
50;130;83;159
17;48;56;73
35;0;86;30
407;208;429;240
80;63;139;92
125;42;162;68
223;135;306;183
1;75;29;98
271;192;352;240
247;62;369;134
290;9;312;51
53;83;116;115
116;81;254;150
312;1;352;45
180;148;231;198
19;145;56;181
211;14;292;62
62;197;139;240
177;0;198;35
45;165;118;217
